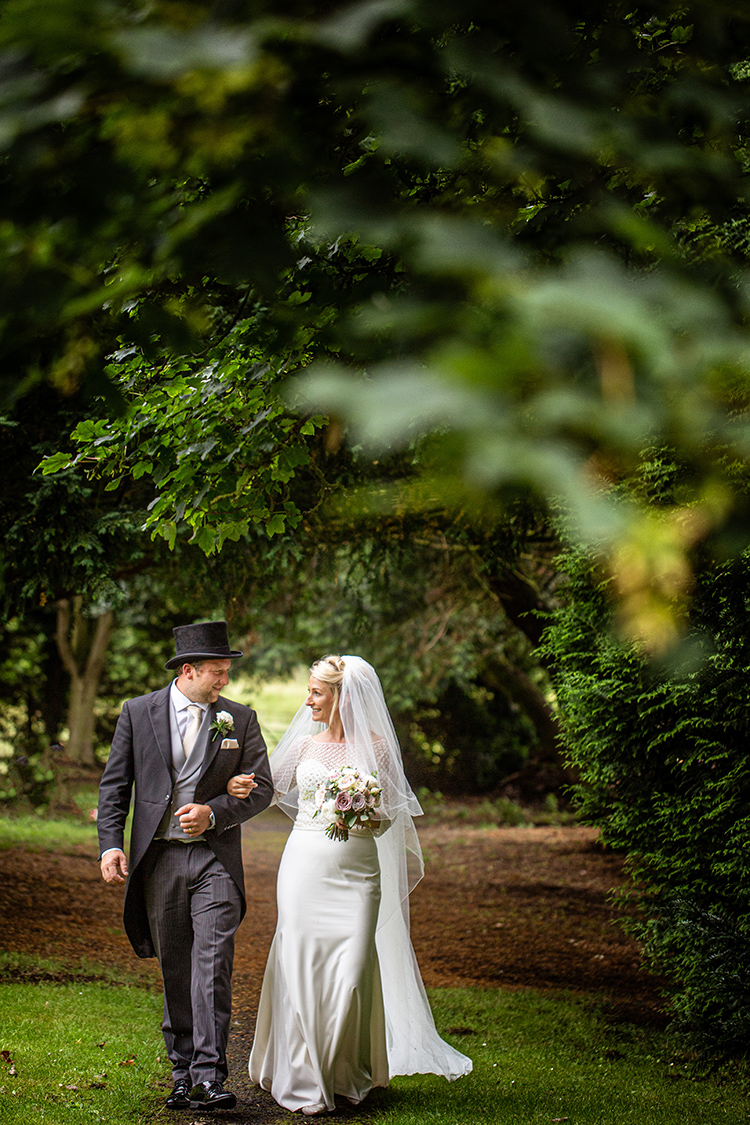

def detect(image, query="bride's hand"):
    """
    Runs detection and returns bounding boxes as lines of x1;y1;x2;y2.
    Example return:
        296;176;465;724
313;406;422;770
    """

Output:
227;773;257;798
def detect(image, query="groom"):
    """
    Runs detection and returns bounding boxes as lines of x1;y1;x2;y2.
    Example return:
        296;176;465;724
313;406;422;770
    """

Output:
97;621;273;1112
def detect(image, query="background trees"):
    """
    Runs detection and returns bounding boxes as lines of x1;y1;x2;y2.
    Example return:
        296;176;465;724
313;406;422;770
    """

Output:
3;1;750;761
1;3;748;597
4;0;750;1054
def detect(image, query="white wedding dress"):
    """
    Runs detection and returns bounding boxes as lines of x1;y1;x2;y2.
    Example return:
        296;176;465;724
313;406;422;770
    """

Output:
248;736;471;1113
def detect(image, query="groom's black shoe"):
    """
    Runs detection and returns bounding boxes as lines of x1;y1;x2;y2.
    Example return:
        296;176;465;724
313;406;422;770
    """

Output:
165;1079;191;1109
189;1081;237;1111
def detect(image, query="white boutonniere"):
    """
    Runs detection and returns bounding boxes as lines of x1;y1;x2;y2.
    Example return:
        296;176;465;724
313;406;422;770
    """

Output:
210;710;235;738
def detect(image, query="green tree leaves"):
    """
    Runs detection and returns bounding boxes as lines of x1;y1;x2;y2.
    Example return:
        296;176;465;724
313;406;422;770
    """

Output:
40;340;328;551
5;0;750;650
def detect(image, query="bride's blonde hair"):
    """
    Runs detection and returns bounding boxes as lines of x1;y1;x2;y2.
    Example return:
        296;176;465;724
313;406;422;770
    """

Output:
309;655;345;725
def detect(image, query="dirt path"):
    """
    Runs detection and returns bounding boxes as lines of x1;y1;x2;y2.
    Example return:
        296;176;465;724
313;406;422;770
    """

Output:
0;808;663;1119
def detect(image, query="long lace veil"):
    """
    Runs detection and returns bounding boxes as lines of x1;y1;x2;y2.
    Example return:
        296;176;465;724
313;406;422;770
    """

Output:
266;655;472;1081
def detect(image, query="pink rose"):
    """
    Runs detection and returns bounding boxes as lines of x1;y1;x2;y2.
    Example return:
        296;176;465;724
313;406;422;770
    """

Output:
351;792;367;813
335;791;353;812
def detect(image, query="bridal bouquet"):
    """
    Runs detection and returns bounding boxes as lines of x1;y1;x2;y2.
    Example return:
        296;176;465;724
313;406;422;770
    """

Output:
313;766;382;842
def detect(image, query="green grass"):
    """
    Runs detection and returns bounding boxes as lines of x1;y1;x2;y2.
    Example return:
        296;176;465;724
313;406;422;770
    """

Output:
0;813;98;852
0;972;164;1124
1;954;748;1125
364;989;750;1124
232;667;309;750
0;951;157;989
0;787;134;853
417;789;580;829
70;786;101;817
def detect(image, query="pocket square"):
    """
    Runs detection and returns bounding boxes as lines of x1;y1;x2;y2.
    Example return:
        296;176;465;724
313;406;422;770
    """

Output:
221;738;240;749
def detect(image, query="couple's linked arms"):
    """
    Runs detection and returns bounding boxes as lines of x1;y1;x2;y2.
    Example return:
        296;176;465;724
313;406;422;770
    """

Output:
101;782;260;885
171;773;262;834
227;773;258;798
99;695;271;886
101;781;260;884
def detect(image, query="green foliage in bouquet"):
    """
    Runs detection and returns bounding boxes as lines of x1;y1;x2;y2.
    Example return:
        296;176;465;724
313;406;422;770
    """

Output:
313;766;383;842
546;456;750;1058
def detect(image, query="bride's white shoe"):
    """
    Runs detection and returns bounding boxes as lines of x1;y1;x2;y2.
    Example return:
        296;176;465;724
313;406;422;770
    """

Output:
300;1103;328;1116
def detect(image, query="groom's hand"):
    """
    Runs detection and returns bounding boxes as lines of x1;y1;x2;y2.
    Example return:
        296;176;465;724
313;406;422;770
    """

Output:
101;849;128;884
176;803;212;836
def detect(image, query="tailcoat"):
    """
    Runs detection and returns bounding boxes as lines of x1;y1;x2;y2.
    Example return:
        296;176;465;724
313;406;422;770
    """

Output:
97;684;274;957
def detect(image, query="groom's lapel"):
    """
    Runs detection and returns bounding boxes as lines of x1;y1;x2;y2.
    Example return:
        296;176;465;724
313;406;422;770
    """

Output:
199;704;222;777
147;686;173;773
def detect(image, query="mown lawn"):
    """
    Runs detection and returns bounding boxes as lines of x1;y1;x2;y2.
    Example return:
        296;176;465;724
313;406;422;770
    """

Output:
0;972;164;1125
2;973;748;1125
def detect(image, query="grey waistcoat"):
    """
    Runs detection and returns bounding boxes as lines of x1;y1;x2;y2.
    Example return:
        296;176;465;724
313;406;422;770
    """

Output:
155;704;212;841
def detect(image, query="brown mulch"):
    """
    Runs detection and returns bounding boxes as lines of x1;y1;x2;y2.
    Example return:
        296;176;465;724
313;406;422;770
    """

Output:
0;807;664;1121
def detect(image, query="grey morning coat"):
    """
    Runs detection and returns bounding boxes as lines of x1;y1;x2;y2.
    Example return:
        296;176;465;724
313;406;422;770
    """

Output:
97;684;274;957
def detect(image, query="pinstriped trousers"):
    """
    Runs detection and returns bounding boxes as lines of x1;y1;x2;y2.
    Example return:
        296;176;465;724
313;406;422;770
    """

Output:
142;840;242;1084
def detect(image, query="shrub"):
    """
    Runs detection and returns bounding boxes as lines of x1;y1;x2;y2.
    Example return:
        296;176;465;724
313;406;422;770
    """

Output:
546;548;750;1058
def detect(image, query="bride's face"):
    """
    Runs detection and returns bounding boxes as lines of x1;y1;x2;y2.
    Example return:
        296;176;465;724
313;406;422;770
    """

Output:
306;677;334;725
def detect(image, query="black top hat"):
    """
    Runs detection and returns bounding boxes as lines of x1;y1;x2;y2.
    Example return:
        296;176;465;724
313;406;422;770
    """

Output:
165;621;244;670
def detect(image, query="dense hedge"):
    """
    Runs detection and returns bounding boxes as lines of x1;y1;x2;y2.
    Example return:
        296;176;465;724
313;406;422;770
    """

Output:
546;551;750;1058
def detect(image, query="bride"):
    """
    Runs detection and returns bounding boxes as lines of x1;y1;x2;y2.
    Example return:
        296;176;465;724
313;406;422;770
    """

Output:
227;654;472;1115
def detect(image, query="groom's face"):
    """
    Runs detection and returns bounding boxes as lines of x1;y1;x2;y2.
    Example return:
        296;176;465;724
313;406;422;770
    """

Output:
180;659;231;704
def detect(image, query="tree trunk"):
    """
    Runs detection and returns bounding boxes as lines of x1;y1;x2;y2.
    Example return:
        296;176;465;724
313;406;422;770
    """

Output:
481;656;562;765
40;609;68;743
56;597;114;766
487;568;549;648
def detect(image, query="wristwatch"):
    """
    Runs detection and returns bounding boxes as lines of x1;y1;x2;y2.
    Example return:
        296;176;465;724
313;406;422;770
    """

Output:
207;809;216;830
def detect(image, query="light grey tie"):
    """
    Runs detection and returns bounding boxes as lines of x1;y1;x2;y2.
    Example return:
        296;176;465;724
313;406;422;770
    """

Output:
182;704;203;758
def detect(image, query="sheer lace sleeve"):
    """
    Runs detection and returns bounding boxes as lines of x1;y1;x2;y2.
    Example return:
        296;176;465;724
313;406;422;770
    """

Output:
367;736;413;821
270;735;307;797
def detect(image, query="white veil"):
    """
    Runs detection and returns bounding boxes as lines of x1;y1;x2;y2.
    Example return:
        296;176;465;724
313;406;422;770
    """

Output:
267;655;472;1081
